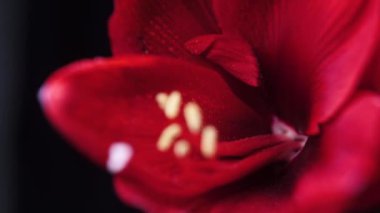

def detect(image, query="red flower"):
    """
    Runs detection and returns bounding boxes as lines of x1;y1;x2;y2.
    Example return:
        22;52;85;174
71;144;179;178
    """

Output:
39;0;380;212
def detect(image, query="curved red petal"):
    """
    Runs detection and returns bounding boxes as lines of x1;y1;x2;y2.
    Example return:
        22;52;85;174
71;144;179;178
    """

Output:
39;56;305;211
212;0;380;133
114;135;302;212
109;0;219;57
39;56;267;162
186;35;260;87
293;92;380;212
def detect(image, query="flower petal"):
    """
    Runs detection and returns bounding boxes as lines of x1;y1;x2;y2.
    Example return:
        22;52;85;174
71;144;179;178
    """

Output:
186;35;260;87
115;136;299;212
205;92;380;213
294;91;380;212
109;0;219;57
212;0;380;133
39;56;305;210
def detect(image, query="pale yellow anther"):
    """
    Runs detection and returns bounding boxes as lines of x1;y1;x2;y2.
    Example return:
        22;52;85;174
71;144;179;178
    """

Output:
155;92;168;109
200;125;218;158
173;139;190;158
157;123;182;151
184;102;202;133
164;91;182;119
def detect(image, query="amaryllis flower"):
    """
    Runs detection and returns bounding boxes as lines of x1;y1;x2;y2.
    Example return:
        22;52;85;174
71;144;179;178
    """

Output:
38;0;380;212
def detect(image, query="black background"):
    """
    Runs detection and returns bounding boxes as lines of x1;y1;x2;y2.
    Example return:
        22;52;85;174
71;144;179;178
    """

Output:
0;0;139;212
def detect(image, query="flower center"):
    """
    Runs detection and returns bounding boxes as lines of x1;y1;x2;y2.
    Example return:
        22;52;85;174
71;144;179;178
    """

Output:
153;90;308;163
155;90;219;159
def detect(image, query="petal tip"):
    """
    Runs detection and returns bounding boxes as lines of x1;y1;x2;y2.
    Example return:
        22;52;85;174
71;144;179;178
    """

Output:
107;142;133;174
38;79;67;111
37;84;48;105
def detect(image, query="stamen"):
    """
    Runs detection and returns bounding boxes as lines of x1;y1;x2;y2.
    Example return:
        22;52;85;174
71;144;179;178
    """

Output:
173;139;190;158
184;102;203;133
164;91;182;119
200;125;218;158
155;92;168;109
157;123;182;151
106;142;133;174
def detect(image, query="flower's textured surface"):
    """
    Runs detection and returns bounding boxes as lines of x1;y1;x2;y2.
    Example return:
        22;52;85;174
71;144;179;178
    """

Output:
39;0;380;212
